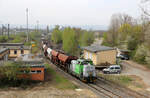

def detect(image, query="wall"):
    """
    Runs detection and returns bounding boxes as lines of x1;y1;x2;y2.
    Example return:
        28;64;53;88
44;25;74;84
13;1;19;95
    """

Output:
9;49;30;58
97;50;116;65
9;50;20;58
83;50;97;65
0;50;9;59
24;50;30;54
18;67;45;81
30;67;45;81
83;49;117;66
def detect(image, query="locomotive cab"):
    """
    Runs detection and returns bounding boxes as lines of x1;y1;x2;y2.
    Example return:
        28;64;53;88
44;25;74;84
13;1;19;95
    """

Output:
70;59;97;83
83;64;96;83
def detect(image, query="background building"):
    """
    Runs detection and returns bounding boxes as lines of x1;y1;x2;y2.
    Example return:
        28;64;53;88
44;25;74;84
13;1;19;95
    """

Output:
82;45;117;67
0;43;31;59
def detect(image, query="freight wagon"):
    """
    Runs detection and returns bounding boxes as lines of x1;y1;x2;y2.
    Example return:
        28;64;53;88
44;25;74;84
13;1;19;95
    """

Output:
42;40;97;83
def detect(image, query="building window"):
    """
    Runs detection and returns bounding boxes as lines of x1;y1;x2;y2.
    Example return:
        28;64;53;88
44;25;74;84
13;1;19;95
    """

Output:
21;50;24;54
14;50;17;54
31;70;36;73
37;70;42;73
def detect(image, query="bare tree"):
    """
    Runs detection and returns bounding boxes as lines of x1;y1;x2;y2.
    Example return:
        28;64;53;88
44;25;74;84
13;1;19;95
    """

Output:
140;0;150;17
107;13;134;46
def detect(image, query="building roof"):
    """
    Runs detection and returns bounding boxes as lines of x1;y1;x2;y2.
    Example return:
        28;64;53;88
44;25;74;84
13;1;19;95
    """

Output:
0;43;24;46
0;46;31;50
21;65;45;68
0;48;9;54
82;45;115;53
15;54;44;64
0;43;31;50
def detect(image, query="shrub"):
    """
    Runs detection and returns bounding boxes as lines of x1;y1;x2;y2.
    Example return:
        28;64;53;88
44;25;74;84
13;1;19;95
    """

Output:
134;45;147;64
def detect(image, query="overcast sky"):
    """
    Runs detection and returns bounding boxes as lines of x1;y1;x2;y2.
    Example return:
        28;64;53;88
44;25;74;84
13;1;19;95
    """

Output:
0;0;141;26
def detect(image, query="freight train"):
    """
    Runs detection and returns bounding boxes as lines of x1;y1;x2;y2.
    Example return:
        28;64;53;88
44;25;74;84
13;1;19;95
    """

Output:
41;40;96;83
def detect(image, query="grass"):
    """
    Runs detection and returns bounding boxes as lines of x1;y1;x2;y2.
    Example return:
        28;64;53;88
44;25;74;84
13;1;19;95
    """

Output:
45;63;78;89
99;73;133;86
99;73;146;90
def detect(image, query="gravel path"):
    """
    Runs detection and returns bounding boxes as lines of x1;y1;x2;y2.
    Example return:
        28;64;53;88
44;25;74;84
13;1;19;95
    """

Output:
121;61;150;89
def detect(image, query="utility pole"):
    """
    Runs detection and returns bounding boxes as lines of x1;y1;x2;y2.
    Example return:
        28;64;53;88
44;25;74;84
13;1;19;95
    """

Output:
26;8;29;42
8;24;10;38
36;20;39;32
47;25;49;34
2;24;4;36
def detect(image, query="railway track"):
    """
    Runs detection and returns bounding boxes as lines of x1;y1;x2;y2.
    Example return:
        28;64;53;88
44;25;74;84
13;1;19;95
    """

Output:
45;58;149;98
97;77;149;98
45;59;108;97
88;83;121;98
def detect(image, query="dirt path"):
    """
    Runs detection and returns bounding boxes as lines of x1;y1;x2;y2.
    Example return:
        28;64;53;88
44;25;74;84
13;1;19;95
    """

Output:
0;87;97;98
121;61;150;91
92;38;103;46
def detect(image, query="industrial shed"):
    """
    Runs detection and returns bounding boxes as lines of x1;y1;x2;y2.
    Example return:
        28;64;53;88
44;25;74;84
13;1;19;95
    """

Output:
82;45;117;67
0;48;9;61
0;43;31;59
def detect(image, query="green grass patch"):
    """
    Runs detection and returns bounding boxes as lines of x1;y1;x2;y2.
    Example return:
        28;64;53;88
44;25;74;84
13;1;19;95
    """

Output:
45;63;78;89
99;73;145;89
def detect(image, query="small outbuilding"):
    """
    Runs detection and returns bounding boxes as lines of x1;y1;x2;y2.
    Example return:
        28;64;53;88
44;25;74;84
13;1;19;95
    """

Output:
82;45;117;67
0;48;9;61
15;54;45;81
0;43;31;59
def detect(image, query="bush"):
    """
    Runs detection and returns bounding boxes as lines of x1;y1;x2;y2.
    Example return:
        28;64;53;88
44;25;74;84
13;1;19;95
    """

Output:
0;62;22;80
134;45;147;64
0;62;40;88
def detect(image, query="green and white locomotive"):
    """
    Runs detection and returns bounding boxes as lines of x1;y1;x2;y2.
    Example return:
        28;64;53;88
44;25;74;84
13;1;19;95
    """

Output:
69;59;96;83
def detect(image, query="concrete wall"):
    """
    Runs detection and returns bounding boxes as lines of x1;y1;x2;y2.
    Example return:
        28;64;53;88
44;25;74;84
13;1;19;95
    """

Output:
0;50;9;61
9;49;30;58
0;50;9;59
24;50;30;54
97;50;116;65
84;50;97;65
18;67;45;81
83;49;116;66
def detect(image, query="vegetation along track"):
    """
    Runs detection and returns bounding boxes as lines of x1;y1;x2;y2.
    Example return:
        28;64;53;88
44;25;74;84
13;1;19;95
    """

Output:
45;58;149;98
97;77;149;98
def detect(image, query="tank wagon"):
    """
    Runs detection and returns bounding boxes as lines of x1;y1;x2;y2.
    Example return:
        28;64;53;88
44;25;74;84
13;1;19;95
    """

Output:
42;41;96;83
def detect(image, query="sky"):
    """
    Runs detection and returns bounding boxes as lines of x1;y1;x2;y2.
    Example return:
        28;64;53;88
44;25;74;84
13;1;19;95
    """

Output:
0;0;141;27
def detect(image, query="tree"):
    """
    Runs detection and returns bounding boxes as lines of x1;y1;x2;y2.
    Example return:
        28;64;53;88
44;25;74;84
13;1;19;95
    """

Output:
51;25;62;44
62;27;78;55
79;31;95;46
118;24;132;41
140;0;150;17
103;13;133;46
